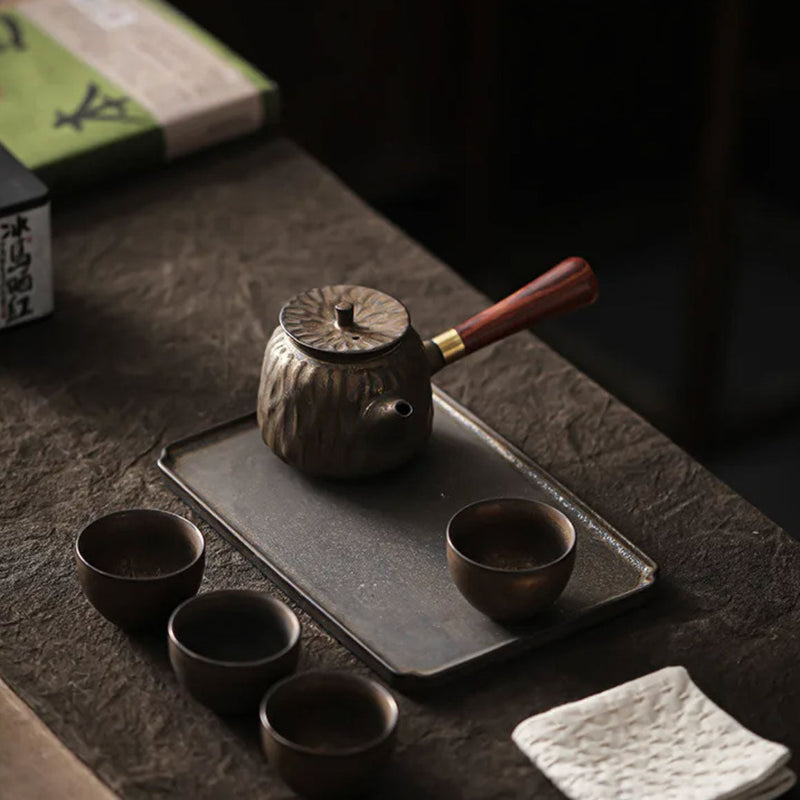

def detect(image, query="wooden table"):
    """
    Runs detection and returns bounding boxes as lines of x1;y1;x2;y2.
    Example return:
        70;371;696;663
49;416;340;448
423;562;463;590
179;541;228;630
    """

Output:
1;138;798;799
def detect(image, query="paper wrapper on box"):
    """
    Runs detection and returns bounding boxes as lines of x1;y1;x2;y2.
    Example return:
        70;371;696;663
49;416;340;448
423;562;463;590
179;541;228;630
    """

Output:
0;0;279;190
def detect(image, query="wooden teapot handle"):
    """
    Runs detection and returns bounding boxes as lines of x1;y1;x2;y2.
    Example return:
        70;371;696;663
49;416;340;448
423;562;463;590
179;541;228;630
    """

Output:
426;257;598;370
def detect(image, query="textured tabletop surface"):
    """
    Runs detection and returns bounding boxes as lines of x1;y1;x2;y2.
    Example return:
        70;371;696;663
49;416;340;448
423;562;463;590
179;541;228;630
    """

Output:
1;138;798;799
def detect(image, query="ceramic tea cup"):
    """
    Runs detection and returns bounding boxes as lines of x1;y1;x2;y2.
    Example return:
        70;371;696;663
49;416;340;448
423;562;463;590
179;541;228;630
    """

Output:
168;589;300;714
260;670;398;799
75;509;205;631
446;497;576;621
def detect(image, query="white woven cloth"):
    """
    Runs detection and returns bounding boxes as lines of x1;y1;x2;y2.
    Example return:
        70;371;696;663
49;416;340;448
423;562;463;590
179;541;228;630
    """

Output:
512;666;795;800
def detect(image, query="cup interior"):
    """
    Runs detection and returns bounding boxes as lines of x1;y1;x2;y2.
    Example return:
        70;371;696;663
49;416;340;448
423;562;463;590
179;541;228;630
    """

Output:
448;498;575;571
77;510;204;579
171;592;299;664
263;673;396;754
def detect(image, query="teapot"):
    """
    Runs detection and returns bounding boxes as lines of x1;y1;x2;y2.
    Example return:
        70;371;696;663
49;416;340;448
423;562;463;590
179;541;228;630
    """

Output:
257;257;597;478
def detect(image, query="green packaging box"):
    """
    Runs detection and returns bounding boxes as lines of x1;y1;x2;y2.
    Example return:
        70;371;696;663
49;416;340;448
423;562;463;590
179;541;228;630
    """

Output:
0;0;279;189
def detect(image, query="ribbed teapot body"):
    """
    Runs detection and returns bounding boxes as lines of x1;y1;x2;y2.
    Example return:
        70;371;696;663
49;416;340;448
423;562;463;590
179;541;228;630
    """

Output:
257;327;433;478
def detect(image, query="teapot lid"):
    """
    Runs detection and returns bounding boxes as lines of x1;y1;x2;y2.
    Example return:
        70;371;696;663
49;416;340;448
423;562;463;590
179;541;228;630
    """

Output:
280;285;410;359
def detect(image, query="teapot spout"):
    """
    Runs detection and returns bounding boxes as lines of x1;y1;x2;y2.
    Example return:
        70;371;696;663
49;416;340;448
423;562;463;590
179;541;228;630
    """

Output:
363;396;415;440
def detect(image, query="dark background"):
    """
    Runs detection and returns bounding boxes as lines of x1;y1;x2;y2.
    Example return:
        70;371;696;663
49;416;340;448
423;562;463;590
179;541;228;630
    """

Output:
172;0;799;534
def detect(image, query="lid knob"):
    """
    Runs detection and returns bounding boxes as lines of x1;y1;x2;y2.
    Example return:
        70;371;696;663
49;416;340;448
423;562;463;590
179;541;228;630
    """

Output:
335;301;355;329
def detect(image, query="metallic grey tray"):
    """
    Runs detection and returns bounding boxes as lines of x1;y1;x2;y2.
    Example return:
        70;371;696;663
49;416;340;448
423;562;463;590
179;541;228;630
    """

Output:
158;387;657;690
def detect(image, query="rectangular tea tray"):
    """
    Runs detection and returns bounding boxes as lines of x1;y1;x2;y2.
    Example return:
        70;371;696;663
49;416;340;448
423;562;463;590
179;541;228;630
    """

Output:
159;387;657;690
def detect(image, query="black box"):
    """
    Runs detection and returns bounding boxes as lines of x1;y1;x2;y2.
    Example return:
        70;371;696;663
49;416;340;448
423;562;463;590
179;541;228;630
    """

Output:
1;143;52;330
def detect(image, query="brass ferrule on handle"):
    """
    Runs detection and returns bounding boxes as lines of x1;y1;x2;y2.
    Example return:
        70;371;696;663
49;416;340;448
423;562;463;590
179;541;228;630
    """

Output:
431;328;466;365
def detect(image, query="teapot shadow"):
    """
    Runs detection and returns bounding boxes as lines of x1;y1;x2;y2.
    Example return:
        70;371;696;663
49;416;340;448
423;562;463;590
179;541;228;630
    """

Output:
294;422;521;545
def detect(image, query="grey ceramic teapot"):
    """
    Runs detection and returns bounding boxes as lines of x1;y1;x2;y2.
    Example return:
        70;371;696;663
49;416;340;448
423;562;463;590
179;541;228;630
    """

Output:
257;257;597;478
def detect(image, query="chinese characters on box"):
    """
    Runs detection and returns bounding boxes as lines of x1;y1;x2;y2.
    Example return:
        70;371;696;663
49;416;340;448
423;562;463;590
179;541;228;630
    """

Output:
0;204;52;331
